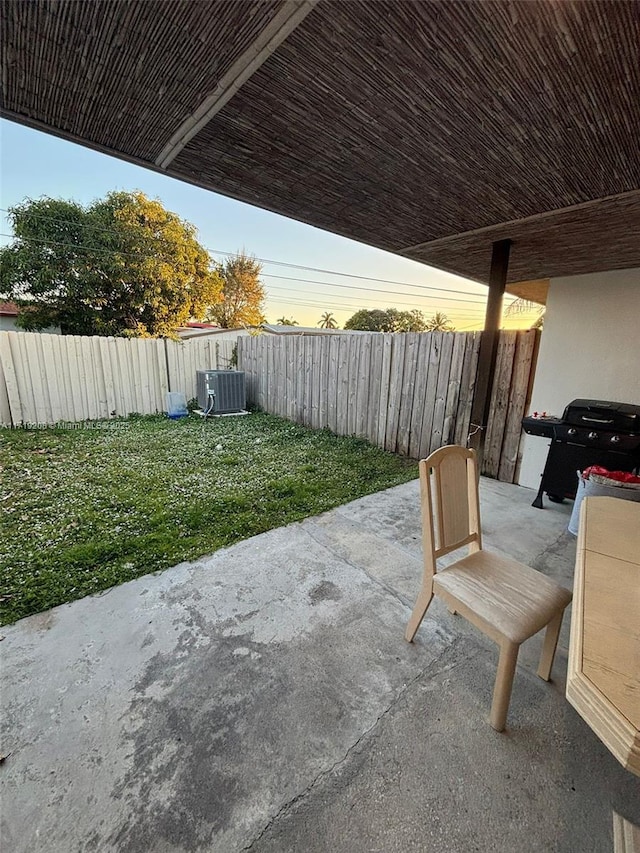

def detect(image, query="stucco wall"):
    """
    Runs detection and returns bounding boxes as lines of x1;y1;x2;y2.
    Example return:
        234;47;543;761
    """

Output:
518;268;640;490
0;315;20;332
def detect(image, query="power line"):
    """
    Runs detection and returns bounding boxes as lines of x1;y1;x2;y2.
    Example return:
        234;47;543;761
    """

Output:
0;229;492;314
264;284;488;314
262;274;488;306
265;295;485;322
265;297;485;317
1;206;505;301
0;230;488;318
209;248;492;298
0;232;180;264
2;216;535;325
0;232;489;312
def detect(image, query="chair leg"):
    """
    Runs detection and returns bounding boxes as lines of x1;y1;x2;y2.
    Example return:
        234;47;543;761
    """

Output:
537;610;565;682
490;641;519;732
405;586;434;642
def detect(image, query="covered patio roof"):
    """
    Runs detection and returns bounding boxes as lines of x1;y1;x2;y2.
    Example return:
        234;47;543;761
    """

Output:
2;0;639;293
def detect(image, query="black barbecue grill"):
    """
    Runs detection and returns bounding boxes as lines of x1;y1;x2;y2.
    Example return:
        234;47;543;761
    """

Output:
522;399;640;508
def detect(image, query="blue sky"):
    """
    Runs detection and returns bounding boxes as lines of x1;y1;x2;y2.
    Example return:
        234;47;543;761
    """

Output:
0;119;534;330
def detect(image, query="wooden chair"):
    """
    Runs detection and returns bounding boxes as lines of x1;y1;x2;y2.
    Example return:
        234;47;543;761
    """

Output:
405;445;573;731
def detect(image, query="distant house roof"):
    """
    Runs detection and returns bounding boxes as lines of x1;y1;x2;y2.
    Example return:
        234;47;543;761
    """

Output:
176;323;367;340
0;301;19;316
185;321;219;329
176;325;256;340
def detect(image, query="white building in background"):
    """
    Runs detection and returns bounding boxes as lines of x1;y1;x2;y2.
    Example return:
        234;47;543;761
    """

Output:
0;302;61;334
0;302;21;332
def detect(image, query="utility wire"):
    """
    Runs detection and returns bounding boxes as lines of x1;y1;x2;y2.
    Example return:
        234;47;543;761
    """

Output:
0;229;487;318
0;231;490;312
1;207;502;301
261;274;488;305
266;290;484;320
0;231;187;264
210;249;491;298
264;291;485;316
264;285;488;314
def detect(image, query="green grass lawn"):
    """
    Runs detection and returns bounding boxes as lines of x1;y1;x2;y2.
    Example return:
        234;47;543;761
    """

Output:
0;412;417;625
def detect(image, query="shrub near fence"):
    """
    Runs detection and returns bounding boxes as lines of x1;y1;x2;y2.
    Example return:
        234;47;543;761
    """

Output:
238;330;538;482
0;331;236;426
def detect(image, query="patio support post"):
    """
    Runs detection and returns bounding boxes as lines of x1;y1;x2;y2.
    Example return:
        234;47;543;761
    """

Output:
468;238;511;464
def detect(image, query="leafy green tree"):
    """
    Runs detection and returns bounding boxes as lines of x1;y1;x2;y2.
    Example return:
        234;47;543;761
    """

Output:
319;311;338;329
0;192;222;337
344;308;396;331
425;311;455;331
276;316;299;326
394;309;427;332
206;251;266;328
344;307;426;332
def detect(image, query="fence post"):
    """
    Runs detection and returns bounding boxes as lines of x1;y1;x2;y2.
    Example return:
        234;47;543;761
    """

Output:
163;338;171;393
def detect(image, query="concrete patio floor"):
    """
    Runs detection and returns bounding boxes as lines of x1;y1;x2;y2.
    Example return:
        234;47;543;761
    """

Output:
2;478;639;852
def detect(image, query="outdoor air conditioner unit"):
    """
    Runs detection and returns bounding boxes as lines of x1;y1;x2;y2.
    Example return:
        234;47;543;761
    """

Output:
196;370;246;414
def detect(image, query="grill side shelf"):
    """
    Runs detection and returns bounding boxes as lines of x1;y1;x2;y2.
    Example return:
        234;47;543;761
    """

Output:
521;417;560;440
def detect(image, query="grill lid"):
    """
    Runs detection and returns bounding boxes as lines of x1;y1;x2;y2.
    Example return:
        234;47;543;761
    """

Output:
562;399;640;434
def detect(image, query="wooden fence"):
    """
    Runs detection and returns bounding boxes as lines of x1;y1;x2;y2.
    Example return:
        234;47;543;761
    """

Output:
1;328;538;482
238;330;539;481
0;331;236;426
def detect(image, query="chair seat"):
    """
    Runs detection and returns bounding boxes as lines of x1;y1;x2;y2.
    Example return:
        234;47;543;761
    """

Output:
433;549;573;644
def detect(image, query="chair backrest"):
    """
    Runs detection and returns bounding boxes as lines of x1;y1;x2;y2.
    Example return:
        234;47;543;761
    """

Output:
419;445;482;576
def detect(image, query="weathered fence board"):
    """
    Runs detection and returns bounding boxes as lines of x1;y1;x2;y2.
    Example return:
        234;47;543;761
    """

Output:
385;334;406;452
484;332;518;478
407;333;431;459
443;333;467;450
498;330;539;482
430;332;454;453
453;332;482;446
397;333;420;456
237;330;538;483
376;335;393;450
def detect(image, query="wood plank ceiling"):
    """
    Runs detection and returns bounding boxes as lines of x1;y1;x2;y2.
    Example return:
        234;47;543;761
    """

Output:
2;0;639;285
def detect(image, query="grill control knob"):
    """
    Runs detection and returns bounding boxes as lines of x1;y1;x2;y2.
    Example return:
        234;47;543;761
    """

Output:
610;435;620;444
588;431;598;440
567;428;577;436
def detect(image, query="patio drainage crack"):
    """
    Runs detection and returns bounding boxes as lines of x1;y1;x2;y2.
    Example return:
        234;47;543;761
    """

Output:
332;502;426;564
529;528;573;571
241;639;472;852
303;519;415;612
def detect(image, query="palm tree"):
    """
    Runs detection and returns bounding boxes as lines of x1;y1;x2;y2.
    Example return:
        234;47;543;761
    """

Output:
505;298;545;329
319;311;338;329
425;311;455;331
276;316;298;326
